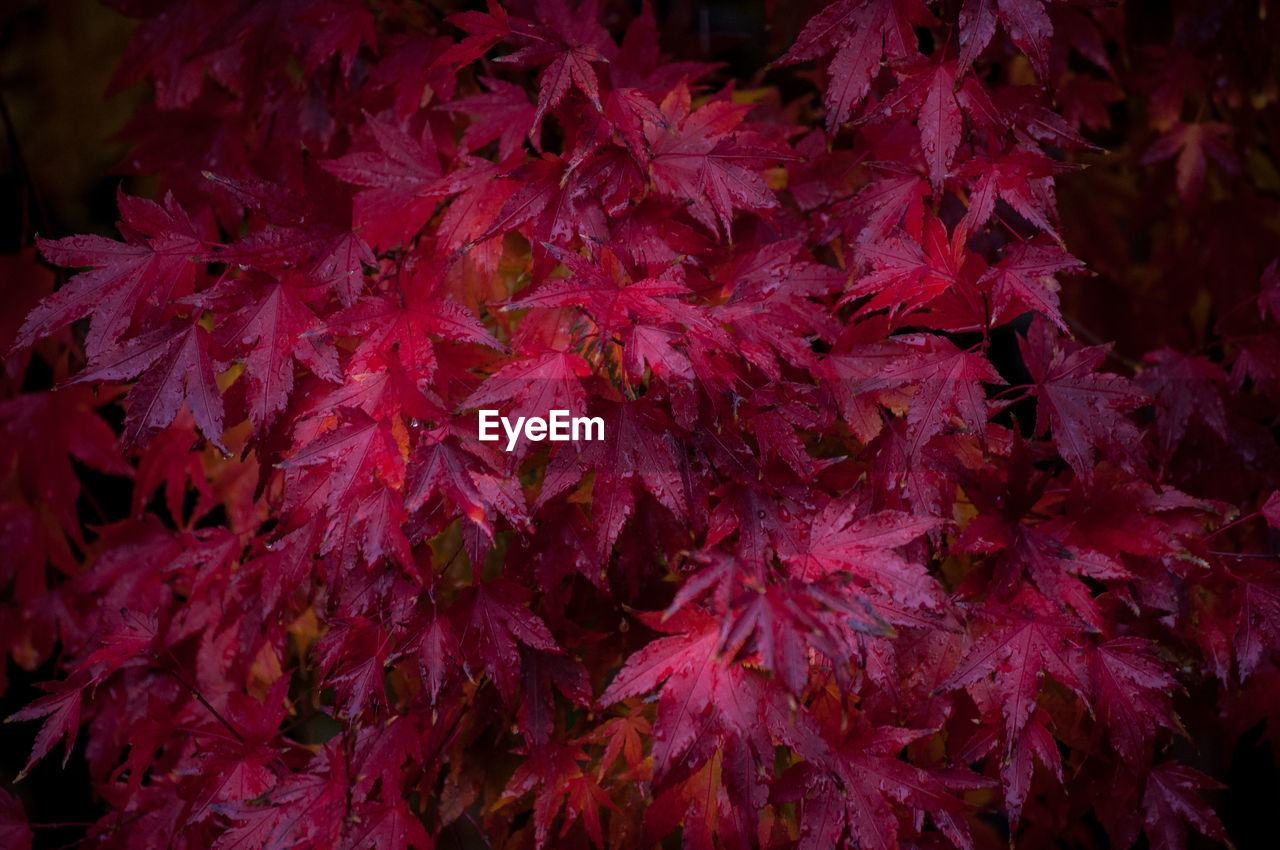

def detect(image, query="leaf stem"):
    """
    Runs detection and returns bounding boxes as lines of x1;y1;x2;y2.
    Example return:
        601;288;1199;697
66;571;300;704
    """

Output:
161;653;245;744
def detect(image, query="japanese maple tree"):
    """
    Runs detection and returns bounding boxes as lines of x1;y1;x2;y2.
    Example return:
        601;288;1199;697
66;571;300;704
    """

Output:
2;0;1279;848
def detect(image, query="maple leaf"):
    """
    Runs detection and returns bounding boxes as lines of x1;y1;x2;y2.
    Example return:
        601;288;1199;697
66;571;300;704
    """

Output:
485;0;614;147
8;1;1275;846
0;385;132;543
665;548;887;694
842;217;972;319
1231;562;1280;682
282;408;406;559
462;349;590;440
1020;318;1148;484
1262;490;1280;530
331;264;503;386
527;43;604;145
778;0;926;131
1258;259;1280;323
727;575;886;692
643;751;756;849
821;331;909;443
75;322;227;451
716;239;845;376
959;146;1068;241
535;400;688;560
203;170;376;307
782;724;982;850
602;609;828;829
980;242;1084;331
443;76;537;163
519;647;591;748
293;357;435;451
1138;348;1229;460
945;589;1090;820
315;617;392;718
463;156;571;254
646;83;786;237
807;4;886;132
17;191;203;360
1140;763;1231;850
840;171;928;248
295;1;377;78
353;486;415;574
868;60;965;192
459;580;562;704
510;244;707;351
321;113;446;251
6;680;83;779
776;497;945;615
435;0;513;70
417;613;461;705
430;157;523;276
854;333;1002;450
210;276;341;431
185;679;292;819
621;324;693;385
81;609;159;682
958;0;999;69
406;425;528;551
597;612;722;776
954;464;1131;624
751;405;826;479
995;86;1097;151
341;800;432;850
958;0;1053;79
1092;638;1179;767
213;744;350;850
583;705;651;781
1141;122;1238;201
499;744;616;849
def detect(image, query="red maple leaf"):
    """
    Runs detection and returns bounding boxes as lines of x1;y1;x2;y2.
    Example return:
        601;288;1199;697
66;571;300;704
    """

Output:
842;216;975;319
443;76;537;163
1137;348;1229;461
646;83;787;237
75;322;227;451
19;191;204;360
209;275;341;432
945;588;1091;819
1020;318;1148;484
322;113;447;251
958;0;1054;79
1141;121;1238;201
778;0;927;131
1092;638;1178;767
535;400;688;560
776;497;945;616
6;680;83;779
1140;763;1231;850
459;580;562;704
331;262;503;386
980;241;1083;331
